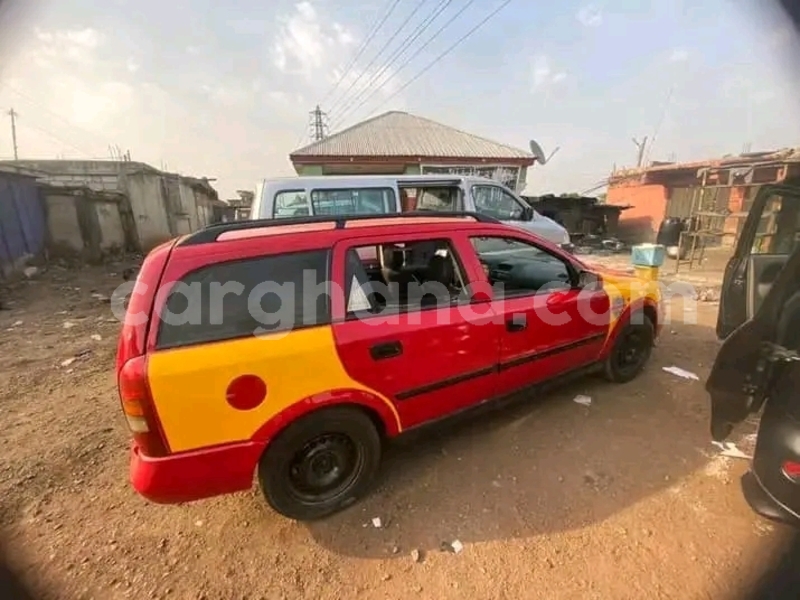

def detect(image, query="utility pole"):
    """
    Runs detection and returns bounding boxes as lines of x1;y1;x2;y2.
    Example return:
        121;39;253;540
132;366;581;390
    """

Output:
308;105;329;142
632;136;648;168
8;108;18;160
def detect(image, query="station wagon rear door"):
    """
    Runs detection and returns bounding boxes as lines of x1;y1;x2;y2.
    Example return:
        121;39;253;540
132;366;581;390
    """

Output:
717;183;800;339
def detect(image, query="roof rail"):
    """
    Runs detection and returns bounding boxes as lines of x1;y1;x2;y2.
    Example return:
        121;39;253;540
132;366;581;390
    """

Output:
179;211;502;246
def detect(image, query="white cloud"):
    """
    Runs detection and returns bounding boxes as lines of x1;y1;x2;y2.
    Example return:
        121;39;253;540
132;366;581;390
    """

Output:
531;55;567;91
32;27;104;65
272;1;356;81
576;5;603;27
669;48;690;62
0;24;307;196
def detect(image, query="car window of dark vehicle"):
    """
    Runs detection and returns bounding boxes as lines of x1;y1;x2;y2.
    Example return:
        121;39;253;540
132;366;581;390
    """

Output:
751;193;800;255
157;250;330;348
471;235;572;297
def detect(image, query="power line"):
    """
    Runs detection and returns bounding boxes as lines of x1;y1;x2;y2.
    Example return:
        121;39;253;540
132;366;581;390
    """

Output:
326;0;433;116
3;82;112;153
7;108;18;159
16;116;94;158
329;0;453;124
361;0;515;124
332;0;490;130
320;0;403;108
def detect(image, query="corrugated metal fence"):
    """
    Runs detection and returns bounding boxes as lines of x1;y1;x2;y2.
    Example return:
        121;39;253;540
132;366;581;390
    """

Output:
0;172;46;276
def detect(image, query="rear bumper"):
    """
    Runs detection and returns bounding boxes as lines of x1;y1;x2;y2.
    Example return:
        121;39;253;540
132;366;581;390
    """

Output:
741;470;800;528
130;441;264;504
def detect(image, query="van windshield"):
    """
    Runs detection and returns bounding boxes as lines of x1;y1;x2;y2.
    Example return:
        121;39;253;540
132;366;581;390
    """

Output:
309;187;397;216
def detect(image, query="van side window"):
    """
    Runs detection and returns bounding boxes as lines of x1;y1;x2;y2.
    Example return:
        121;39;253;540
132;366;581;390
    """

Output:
310;188;397;216
156;250;330;349
471;236;572;297
344;239;469;316
415;187;459;211
274;190;310;218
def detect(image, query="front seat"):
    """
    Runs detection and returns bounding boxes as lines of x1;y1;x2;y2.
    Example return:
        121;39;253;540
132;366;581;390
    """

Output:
382;247;416;304
421;254;455;305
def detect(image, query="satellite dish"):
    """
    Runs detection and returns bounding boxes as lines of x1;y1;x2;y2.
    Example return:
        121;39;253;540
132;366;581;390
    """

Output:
529;140;560;165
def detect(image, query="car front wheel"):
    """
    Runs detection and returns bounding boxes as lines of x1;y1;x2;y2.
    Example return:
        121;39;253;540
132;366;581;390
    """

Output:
257;406;382;521
603;316;654;383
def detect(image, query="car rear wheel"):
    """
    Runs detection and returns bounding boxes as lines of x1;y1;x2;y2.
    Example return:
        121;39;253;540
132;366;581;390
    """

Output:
257;407;381;521
603;316;654;383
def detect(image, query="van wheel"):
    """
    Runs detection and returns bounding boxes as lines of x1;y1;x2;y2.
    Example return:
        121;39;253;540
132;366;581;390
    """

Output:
604;316;654;383
257;407;381;521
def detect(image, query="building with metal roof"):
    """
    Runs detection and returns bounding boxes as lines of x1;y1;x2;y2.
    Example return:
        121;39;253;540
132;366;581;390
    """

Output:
289;111;535;191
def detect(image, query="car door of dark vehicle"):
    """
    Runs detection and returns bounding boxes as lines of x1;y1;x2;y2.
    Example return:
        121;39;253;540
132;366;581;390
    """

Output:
717;183;800;339
708;243;800;524
708;239;800;441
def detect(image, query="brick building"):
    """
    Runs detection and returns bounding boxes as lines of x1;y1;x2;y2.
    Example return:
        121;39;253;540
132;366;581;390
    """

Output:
605;148;800;244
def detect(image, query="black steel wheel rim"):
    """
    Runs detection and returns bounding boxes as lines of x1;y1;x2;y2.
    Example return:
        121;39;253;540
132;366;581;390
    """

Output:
287;433;363;504
614;328;648;374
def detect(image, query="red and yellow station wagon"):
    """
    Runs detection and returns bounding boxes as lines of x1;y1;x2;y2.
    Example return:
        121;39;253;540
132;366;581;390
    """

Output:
117;212;661;520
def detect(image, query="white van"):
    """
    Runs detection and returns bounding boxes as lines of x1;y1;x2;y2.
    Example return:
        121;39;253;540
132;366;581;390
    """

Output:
250;174;572;250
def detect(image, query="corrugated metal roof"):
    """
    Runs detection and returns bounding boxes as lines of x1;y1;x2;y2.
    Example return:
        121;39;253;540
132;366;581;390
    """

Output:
291;111;533;160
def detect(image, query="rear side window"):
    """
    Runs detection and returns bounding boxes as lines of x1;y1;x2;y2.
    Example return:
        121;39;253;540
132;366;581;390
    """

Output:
156;250;330;349
274;190;310;218
310;188;396;216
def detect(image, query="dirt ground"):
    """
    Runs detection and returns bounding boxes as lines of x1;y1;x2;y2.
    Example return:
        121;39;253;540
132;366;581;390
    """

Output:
0;262;794;600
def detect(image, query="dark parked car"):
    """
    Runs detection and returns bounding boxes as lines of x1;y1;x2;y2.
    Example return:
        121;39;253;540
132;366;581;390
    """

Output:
708;179;800;527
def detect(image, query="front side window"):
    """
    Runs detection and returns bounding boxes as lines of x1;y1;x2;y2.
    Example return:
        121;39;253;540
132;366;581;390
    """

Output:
472;185;525;220
273;190;310;218
310;187;397;216
471;236;572;297
344;238;468;316
157;250;330;348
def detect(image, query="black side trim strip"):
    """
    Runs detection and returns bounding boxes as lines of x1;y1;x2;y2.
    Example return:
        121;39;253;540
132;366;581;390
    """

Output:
498;332;606;372
396;365;496;401
395;332;607;401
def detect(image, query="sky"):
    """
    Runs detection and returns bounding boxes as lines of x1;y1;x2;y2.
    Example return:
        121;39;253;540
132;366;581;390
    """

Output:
0;0;799;199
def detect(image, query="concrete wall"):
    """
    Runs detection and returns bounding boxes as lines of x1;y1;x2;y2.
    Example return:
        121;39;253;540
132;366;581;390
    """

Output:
94;201;126;250
43;190;128;258
607;181;667;242
125;171;172;249
45;194;84;252
1;160;219;252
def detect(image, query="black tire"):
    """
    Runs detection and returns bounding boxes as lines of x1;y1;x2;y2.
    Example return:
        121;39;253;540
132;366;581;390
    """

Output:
603;315;655;383
257;407;381;521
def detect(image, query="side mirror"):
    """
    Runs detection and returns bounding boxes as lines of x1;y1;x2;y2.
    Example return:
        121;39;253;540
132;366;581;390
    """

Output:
578;270;603;289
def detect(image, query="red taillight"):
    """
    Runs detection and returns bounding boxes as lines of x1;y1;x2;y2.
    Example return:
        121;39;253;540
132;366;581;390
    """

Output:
115;241;174;458
781;461;800;483
118;356;168;457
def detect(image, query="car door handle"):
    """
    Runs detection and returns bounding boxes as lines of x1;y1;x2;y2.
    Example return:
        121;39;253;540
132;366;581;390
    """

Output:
370;341;403;360
506;314;527;332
